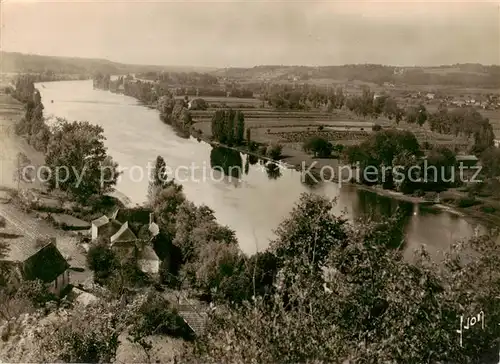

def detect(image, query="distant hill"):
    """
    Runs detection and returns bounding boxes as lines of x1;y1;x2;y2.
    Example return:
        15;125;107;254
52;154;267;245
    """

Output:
1;52;498;89
212;64;500;88
0;51;216;76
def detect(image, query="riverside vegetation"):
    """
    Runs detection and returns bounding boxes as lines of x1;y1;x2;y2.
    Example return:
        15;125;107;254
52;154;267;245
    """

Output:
0;74;499;363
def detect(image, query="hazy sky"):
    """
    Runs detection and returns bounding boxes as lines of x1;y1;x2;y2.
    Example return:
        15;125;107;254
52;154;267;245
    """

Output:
2;0;499;67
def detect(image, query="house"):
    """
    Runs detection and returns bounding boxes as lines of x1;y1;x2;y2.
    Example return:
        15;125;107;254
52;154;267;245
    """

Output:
111;207;159;238
90;215;122;242
90;208;160;274
137;243;160;274
494;139;500;148
1;238;70;296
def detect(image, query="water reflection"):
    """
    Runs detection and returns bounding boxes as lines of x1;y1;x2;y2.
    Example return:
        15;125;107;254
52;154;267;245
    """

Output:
244;158;249;175
248;154;258;165
353;189;413;222
210;146;243;179
265;162;282;180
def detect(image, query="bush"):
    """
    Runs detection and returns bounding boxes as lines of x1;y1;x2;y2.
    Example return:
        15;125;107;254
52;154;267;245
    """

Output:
372;124;382;131
267;143;283;160
15;279;57;308
303;136;333;158
318;125;324;131
127;291;193;340
38;301;121;363
481;205;496;213
86;243;118;280
456;197;479;208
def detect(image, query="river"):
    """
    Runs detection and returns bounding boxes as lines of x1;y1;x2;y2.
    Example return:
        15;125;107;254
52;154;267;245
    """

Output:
38;80;487;258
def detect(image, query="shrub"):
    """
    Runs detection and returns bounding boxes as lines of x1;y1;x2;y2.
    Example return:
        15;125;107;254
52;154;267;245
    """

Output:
456;197;479;208
126;291;192;340
15;279;57;308
372;124;382;131
267;143;283;160
38;301;121;363
318;125;324;131
481;205;496;213
86;243;118;280
303;136;333;158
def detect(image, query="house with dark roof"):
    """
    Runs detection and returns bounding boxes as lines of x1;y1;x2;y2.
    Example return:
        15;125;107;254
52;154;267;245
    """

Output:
1;238;70;296
89;209;160;274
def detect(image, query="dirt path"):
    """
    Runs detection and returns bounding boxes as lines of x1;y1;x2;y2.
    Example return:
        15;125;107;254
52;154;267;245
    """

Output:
0;94;45;190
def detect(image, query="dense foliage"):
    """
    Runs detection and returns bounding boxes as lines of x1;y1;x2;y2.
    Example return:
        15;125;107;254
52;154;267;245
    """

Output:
427;106;494;154
183;193;500;363
210;109;245;146
45;120;120;201
303;136;334;158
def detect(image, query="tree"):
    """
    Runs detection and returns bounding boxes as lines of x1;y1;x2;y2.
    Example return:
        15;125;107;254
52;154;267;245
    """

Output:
416;104;428;126
235;111;245;145
480;147;500;178
147;155;172;206
405;106;419;124
86;243;118;281
246;128;251;144
193;241;245;301
372;124;382;132
45;120;120;201
13;152;32;191
226;109;235;146
153;185;185;238
303;136;333;158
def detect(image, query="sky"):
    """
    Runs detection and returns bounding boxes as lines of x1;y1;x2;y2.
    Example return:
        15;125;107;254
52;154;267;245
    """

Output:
1;0;499;67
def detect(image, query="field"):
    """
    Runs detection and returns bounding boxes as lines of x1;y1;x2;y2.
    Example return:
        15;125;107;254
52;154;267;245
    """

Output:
176;96;262;108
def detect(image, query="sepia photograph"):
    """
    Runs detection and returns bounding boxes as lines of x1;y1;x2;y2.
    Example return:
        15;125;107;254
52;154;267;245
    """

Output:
0;0;499;362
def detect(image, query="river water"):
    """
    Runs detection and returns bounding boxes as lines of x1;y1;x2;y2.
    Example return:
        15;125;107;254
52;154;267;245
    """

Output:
38;80;487;258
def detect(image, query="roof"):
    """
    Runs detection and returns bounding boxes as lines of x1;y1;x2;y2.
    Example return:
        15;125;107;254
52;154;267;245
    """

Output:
22;242;69;283
92;215;109;228
177;309;208;336
110;221;137;244
456;155;479;161
113;207;152;225
138;243;159;262
2;236;39;262
51;214;90;229
97;219;123;240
